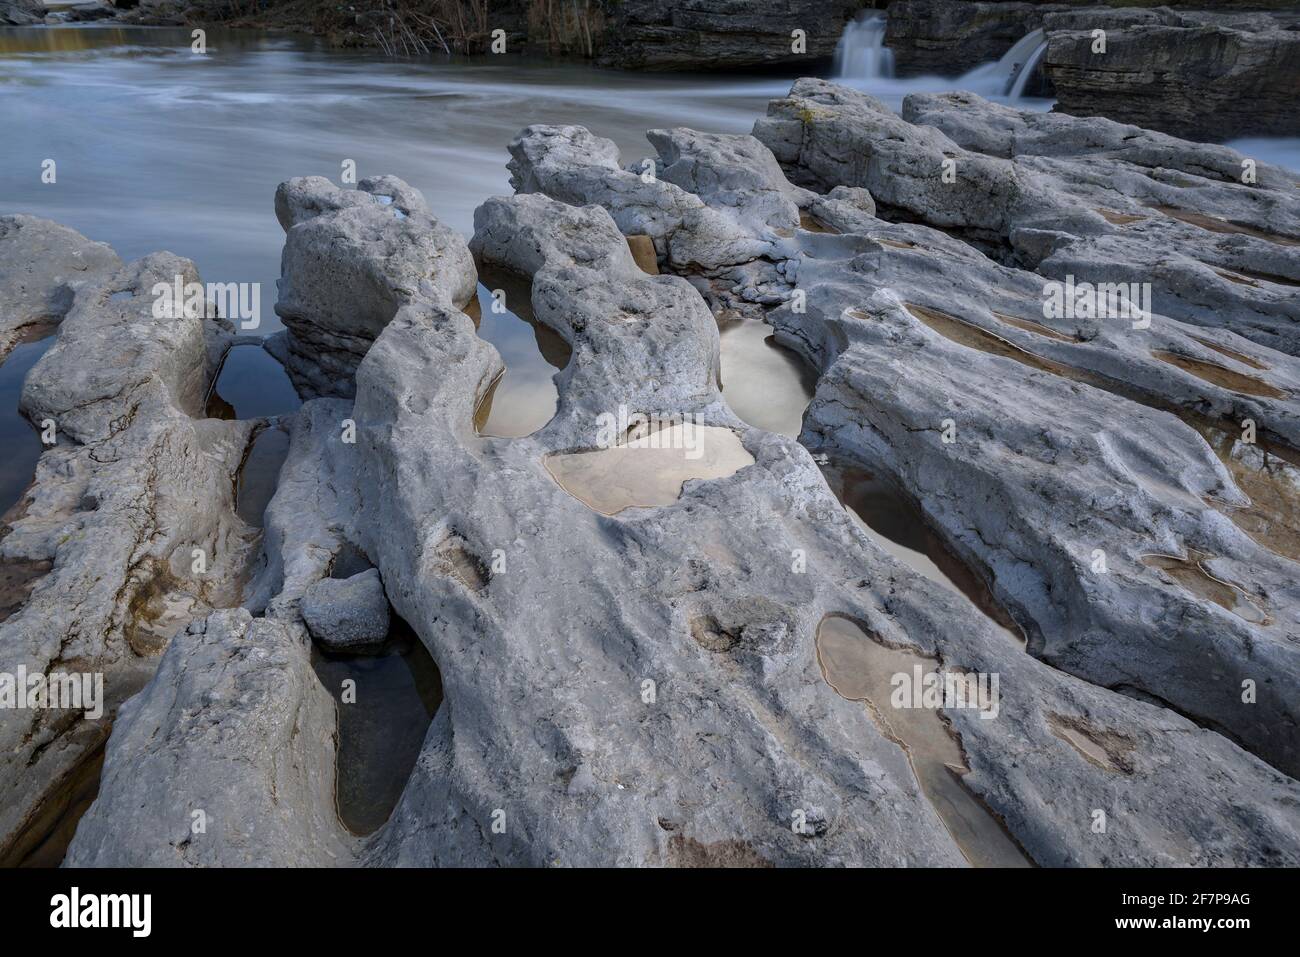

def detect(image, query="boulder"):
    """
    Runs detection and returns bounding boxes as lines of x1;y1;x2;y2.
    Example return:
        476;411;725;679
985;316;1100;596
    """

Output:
64;609;354;867
272;175;476;399
0;216;121;363
0;0;45;25
300;569;390;652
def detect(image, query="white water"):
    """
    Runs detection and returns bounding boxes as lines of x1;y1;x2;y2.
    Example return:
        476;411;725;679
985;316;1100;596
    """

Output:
959;28;1047;101
834;13;893;81
1006;34;1048;100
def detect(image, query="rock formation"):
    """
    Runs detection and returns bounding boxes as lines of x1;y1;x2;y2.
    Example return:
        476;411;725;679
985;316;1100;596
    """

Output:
56;84;1300;864
0;220;259;865
1041;6;1300;140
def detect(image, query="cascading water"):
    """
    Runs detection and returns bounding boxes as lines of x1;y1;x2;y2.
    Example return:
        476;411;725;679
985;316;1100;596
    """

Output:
957;28;1048;100
1005;30;1048;99
834;13;894;81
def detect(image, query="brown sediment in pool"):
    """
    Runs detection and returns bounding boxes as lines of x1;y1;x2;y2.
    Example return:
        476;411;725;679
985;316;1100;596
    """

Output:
1193;422;1300;562
906;303;1075;378
312;616;443;836
626;234;659;275
799;212;840;235
1141;551;1267;624
992;311;1081;343
1189;337;1270;371
815;615;1032;867
1148;205;1300;246
544;423;754;516
1047;714;1134;774
821;463;1025;646
1095;208;1146;226
1151;350;1286;399
469;265;572;439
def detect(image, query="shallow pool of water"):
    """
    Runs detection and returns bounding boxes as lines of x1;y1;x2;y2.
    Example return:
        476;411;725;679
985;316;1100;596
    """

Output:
717;316;816;439
206;343;301;420
470;266;571;438
0;334;54;520
816;614;1031;867
821;461;1024;644
310;616;443;836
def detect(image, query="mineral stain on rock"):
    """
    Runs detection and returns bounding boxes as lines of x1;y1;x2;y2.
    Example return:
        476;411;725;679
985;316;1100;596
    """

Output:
544;423;754;516
311;616;443;836
1140;551;1268;624
815;615;1032;868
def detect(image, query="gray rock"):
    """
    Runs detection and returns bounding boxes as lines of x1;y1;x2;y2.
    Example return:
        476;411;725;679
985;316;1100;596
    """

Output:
885;0;1068;78
64;609;355;867
597;0;867;71
1041;7;1300;141
754;79;1300;356
0;0;45;25
0;215;121;363
0;241;255;864
273;175;476;399
301;569;390;652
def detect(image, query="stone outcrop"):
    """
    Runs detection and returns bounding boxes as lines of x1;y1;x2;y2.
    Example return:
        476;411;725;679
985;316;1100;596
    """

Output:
885;0;1067;77
0;222;259;865
64;609;354;867
0;0;45;25
63;128;1300;865
596;0;867;71
754;79;1300;356
20;67;1300;868
1041;7;1300;141
0;215;121;362
271;174;476;399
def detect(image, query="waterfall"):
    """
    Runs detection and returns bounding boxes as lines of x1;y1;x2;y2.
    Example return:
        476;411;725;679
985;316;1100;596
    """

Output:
1005;31;1048;99
834;13;894;81
998;29;1050;100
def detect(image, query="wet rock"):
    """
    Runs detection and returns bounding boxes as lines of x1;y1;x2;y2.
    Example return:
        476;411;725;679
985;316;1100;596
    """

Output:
64;609;355;867
301;569;390;652
272;175;476;399
0;215;121;362
885;0;1065;77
